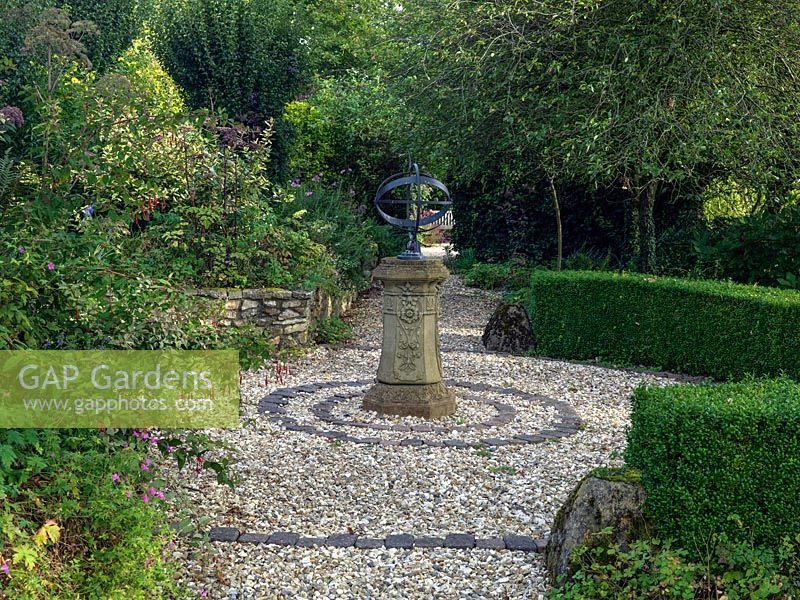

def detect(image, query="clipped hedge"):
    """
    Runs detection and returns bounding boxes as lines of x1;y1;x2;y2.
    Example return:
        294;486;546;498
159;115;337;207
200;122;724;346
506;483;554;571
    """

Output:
526;270;800;379
625;379;800;548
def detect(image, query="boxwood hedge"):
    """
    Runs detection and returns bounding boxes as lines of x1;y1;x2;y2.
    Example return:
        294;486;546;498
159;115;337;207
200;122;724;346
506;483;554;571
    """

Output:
625;379;800;548
525;270;800;379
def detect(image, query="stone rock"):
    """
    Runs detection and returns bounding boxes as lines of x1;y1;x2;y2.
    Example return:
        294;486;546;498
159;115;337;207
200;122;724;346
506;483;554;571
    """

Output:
545;472;647;585
482;303;534;353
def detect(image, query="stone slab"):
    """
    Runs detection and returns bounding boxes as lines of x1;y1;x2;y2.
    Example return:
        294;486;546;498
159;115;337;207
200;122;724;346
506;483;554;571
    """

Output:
209;527;240;542
503;534;538;552
326;534;357;548
476;537;506;550
384;534;415;549
414;537;444;548
268;532;300;546
238;533;271;544
296;537;325;548
444;534;475;549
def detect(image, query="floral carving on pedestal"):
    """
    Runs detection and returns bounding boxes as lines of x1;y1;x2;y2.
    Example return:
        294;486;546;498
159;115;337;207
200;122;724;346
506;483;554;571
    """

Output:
394;283;423;381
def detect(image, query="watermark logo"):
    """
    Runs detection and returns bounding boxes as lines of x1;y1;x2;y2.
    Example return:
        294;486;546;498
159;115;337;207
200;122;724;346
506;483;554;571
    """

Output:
0;350;240;428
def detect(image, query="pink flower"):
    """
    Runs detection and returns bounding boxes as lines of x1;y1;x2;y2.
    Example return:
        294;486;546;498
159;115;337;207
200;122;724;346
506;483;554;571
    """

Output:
140;462;149;471
167;446;176;453
305;191;314;197
111;473;120;482
198;590;208;598
141;432;149;440
149;486;157;496
125;490;132;498
17;247;24;253
142;494;150;503
46;262;55;270
1;561;9;575
157;491;166;500
133;431;141;438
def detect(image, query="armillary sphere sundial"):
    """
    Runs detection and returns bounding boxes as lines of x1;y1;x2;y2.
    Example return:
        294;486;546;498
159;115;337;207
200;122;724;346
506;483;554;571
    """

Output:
374;161;452;260
363;161;456;418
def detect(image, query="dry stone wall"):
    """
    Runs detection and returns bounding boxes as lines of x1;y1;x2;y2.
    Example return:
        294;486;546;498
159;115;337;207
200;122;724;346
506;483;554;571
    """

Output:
187;288;355;347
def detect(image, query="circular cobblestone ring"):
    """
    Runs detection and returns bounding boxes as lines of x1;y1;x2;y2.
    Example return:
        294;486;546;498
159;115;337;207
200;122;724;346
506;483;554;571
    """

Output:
258;380;583;448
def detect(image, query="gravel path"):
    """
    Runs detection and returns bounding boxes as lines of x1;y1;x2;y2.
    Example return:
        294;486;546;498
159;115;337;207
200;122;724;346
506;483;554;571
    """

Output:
169;264;679;599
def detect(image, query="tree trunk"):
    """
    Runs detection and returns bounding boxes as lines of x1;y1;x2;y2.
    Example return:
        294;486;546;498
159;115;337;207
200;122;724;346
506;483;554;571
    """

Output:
548;176;563;271
623;195;639;269
637;183;657;273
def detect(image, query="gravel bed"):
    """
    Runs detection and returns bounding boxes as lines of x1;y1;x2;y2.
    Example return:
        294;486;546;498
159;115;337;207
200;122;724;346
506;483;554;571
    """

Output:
177;544;546;600
170;269;680;599
274;381;561;444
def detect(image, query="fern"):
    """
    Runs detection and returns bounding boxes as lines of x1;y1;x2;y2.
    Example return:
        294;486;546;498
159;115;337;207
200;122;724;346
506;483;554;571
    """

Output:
0;148;17;201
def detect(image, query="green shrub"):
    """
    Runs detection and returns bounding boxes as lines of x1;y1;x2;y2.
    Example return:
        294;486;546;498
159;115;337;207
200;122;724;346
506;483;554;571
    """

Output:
525;270;800;379
276;180;401;291
549;530;800;600
312;317;353;345
693;203;800;290
446;247;477;274
151;0;306;119
463;262;511;290
282;75;409;204
58;0;149;72
626;379;800;549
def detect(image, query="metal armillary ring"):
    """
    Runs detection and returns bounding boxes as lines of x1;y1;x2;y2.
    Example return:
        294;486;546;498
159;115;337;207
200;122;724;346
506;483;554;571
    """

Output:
374;161;452;260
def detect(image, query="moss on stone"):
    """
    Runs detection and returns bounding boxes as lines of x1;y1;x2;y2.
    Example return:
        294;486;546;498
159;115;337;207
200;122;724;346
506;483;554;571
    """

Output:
591;466;642;484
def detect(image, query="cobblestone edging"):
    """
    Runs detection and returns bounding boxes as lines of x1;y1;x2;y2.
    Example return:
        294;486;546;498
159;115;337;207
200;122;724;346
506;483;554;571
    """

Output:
258;380;584;448
187;288;355;347
207;527;548;553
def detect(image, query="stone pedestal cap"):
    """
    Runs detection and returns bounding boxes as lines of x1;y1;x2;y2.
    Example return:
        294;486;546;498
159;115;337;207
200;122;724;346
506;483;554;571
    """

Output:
372;257;450;283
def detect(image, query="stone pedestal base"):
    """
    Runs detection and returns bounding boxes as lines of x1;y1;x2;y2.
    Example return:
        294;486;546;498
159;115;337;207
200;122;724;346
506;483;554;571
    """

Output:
363;382;456;418
364;257;456;419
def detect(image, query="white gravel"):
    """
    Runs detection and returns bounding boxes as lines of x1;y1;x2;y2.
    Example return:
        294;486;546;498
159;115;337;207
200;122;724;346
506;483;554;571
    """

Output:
169;269;681;599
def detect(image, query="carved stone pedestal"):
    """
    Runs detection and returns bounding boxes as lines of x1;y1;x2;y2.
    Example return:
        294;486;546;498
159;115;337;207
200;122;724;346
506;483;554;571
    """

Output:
363;258;456;418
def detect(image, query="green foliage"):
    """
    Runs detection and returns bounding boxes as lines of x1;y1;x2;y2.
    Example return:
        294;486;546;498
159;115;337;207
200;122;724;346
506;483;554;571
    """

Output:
150;0;307;122
276;180;401;291
449;180;629;268
396;0;800;272
562;248;613;272
0;429;176;598
549;530;800;600
446;248;477;274
525;270;800;380
298;0;384;76
694;203;800;290
111;38;185;116
312;317;353;345
57;0;149;72
283;75;410;205
463;262;511;290
0;0;147;107
626;379;800;550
